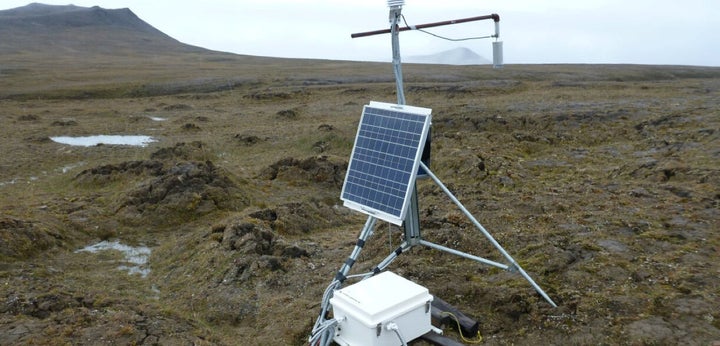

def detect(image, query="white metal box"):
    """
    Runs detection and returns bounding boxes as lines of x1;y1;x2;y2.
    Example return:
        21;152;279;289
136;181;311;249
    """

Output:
330;271;433;346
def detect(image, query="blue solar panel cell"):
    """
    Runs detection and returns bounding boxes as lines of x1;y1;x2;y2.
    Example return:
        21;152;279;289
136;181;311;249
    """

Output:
341;101;432;225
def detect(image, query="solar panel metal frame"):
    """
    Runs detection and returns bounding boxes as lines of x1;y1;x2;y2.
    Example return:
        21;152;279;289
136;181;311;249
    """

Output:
341;101;432;225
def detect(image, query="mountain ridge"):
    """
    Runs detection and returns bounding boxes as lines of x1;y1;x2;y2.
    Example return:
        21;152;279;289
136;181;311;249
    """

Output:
0;3;206;55
406;47;491;65
0;3;83;17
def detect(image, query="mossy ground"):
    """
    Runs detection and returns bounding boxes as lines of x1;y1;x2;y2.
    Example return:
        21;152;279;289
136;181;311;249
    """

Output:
1;58;719;345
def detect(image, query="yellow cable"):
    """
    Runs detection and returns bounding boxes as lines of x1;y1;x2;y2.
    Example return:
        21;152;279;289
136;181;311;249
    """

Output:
440;311;484;344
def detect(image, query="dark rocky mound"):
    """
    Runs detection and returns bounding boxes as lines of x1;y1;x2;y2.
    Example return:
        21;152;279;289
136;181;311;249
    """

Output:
248;201;352;235
259;155;347;189
149;141;212;162
218;220;309;260
74;142;216;186
254;156;356;234
233;133;264;146
74;142;250;226
152;217;317;325
74;160;165;186
117;160;250;226
0;287;203;345
214;219;312;285
0;217;64;260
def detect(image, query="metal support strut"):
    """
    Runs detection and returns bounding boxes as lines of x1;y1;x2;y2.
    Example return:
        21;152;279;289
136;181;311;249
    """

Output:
419;161;557;307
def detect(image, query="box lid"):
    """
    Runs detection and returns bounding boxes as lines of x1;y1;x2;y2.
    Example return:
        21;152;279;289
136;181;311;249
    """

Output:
331;271;431;326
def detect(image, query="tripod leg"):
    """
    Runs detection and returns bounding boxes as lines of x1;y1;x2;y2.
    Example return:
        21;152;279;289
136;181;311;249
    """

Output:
419;162;557;307
311;216;378;345
363;242;412;279
335;216;377;283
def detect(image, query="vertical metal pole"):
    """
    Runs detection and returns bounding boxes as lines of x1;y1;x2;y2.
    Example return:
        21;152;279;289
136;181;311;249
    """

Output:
390;5;421;244
390;7;405;105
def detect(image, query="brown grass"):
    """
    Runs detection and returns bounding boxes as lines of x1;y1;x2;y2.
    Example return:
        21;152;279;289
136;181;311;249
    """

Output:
1;48;719;345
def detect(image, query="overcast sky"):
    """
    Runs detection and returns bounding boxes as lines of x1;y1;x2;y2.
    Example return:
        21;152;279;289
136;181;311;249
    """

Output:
3;0;719;66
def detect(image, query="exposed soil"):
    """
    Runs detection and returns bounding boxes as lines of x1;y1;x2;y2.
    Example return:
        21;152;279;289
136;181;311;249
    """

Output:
1;58;719;345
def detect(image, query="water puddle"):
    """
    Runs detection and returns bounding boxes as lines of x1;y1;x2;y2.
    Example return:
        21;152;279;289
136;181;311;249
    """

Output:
50;135;157;147
0;178;18;187
75;240;151;277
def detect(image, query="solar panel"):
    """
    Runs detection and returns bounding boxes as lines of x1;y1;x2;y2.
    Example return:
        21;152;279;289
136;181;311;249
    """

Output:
341;101;432;225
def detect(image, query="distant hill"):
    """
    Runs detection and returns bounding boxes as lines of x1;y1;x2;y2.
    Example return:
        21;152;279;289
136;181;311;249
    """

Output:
0;3;207;55
406;47;491;65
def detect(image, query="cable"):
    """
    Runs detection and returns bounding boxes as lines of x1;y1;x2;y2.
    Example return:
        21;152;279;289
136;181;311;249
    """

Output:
309;271;377;345
386;322;408;346
308;318;339;346
401;14;494;42
441;311;484;344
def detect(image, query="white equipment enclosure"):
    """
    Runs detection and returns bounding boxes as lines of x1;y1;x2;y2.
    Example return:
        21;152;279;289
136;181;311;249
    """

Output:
330;271;433;346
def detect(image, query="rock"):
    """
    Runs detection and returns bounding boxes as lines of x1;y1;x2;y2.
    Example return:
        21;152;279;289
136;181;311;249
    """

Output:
221;221;275;255
181;123;201;131
499;175;514;187
274;239;309;258
234;134;262;146
222;222;257;251
542;246;578;273
248;209;278;222
597;239;628;253
258;255;283;271
625;317;675;344
276;109;298;119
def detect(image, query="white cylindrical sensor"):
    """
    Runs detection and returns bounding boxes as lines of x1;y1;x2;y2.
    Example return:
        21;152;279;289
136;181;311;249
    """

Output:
493;41;503;69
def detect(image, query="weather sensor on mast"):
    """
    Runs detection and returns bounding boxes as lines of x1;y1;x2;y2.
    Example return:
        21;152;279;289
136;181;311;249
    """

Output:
352;2;503;69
